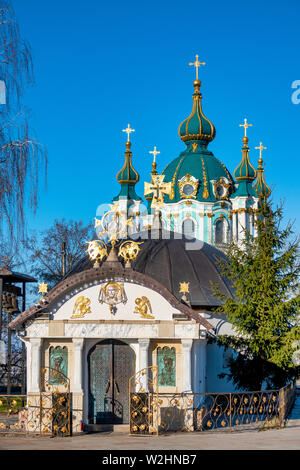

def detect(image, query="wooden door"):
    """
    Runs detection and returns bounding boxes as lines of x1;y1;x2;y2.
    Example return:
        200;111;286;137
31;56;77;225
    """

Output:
88;340;135;424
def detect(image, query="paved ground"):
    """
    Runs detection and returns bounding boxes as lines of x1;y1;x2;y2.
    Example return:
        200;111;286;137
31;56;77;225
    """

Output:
0;416;300;450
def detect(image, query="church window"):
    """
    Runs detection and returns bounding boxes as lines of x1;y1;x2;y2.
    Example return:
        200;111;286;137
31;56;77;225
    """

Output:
182;218;196;239
49;346;68;384
157;347;176;386
182;183;195;196
215;219;224;244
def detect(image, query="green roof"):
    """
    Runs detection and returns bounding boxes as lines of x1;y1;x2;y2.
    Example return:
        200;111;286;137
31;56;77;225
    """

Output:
162;142;234;203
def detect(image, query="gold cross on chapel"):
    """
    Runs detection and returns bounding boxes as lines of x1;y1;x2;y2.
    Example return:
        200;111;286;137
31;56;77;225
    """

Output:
255;141;267;159
149;146;160;163
122;124;135;142
144;174;172;209
239;118;252;137
189;54;205;80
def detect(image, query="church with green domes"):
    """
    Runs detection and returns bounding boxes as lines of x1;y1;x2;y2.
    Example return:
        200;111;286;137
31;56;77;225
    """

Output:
112;63;271;248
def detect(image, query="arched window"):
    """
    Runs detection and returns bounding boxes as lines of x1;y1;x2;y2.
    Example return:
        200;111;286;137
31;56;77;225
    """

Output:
182;218;196;239
49;346;68;384
215;219;224;244
157;347;176;386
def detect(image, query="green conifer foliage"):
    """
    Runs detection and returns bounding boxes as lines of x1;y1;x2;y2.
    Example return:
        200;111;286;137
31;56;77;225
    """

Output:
212;201;300;390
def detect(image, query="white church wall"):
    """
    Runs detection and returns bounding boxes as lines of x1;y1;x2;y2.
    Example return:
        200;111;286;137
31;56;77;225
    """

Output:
50;282;181;322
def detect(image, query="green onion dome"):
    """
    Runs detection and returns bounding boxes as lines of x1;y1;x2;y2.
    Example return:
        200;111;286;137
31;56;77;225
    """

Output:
233;136;256;181
116;141;139;184
178;79;216;146
113;141;142;202
253;156;271;199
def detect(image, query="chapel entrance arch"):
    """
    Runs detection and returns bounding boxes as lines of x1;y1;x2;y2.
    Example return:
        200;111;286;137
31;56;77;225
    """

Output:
88;339;135;425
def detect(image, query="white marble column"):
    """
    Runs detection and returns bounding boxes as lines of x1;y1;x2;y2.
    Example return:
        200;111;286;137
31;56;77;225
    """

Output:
139;339;150;391
232;212;237;242
198;336;207;394
207;215;213;244
238;209;247;242
253;212;258;237
72;338;84;393
30;338;42;392
182;339;193;392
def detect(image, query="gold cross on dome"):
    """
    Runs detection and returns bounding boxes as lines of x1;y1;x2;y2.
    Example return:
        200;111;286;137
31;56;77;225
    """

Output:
149;146;160;163
239;118;252;137
122;124;135;142
255;141;267;159
189;54;205;80
144;174;172;209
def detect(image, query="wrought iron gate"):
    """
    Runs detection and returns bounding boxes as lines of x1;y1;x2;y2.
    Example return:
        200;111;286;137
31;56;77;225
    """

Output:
129;366;159;435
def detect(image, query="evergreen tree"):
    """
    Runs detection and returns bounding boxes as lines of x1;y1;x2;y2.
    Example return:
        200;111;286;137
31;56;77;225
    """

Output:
212;200;300;391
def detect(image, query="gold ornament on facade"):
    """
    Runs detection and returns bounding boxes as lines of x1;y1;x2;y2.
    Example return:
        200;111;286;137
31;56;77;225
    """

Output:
201;157;209;199
86;239;108;268
134;296;155;319
98;281;127;314
178;174;199;199
71;296;91;319
169;157;184;200
118;241;143;267
38;282;48;301
94;203;133;246
213;178;230;200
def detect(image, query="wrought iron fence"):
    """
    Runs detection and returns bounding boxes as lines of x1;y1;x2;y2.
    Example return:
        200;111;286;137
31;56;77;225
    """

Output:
129;368;296;435
0;366;71;436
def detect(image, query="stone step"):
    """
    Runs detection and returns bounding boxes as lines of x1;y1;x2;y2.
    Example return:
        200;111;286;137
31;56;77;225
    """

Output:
83;423;129;433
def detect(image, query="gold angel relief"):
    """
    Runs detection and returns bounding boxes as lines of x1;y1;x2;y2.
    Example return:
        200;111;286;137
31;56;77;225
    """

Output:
71;296;91;318
134;296;155;319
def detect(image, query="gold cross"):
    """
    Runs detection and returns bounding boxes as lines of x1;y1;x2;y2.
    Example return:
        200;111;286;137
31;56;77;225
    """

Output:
189;54;205;80
255;141;267;159
149;146;160;163
239;118;252;137
122;124;135;142
144;174;172;209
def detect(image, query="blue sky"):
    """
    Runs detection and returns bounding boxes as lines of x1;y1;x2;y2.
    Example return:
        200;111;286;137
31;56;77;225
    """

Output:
13;0;300;236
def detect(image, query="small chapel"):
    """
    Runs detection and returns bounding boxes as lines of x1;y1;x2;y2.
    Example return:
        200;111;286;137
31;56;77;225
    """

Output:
9;56;271;434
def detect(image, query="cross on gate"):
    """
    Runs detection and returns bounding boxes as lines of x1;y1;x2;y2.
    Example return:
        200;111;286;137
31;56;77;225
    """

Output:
144;174;172;208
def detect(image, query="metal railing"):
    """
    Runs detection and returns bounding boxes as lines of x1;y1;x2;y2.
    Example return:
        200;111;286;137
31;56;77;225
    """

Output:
129;374;296;435
0;366;71;435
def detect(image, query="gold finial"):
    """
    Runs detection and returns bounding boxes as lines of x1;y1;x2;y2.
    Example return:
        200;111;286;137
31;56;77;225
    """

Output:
189;54;205;80
38;283;48;300
239;118;252;138
255;141;267;162
122;124;135;142
179;282;190;294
